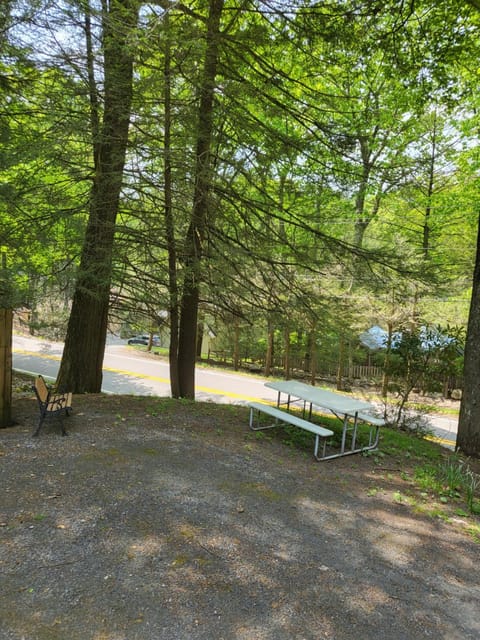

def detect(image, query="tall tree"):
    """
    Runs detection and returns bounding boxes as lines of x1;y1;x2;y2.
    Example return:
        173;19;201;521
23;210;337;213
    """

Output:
175;0;224;398
452;0;480;457
161;10;180;397
0;251;12;428
0;2;14;427
57;0;139;392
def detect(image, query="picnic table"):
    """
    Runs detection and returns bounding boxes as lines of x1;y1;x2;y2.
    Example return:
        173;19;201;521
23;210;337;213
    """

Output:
262;379;384;460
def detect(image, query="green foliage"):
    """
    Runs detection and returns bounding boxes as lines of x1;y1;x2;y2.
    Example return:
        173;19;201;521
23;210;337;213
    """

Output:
413;455;480;515
2;0;479;410
379;426;442;461
385;325;465;424
1;55;89;324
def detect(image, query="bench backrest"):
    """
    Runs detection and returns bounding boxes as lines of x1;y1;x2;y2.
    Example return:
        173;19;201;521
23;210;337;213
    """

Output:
34;376;49;404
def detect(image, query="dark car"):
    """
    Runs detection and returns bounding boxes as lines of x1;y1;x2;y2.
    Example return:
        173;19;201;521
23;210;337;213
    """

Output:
127;335;160;346
127;335;150;345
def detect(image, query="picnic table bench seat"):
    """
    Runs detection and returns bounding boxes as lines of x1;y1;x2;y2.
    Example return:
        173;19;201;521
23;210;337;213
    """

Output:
32;375;73;437
353;412;385;427
248;401;334;461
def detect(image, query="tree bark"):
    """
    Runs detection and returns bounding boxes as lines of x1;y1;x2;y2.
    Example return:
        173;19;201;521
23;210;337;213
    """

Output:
0;308;12;428
457;212;480;457
57;0;139;393
336;335;344;391
455;0;480;458
176;0;224;398
233;318;240;371
309;325;317;386
353;138;372;248
264;320;274;377
163;11;180;398
0;247;12;427
196;319;204;359
283;325;290;379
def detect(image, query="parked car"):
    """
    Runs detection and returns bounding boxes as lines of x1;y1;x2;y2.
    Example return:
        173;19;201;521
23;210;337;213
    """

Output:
127;335;161;346
127;335;149;345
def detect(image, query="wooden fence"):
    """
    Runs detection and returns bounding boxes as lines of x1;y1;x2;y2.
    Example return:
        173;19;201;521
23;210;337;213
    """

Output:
206;351;383;381
205;350;462;393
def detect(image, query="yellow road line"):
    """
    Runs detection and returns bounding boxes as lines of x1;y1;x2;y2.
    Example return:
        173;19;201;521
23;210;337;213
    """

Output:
14;349;264;403
101;365;169;384
195;384;268;403
14;350;61;361
426;434;456;447
102;365;263;402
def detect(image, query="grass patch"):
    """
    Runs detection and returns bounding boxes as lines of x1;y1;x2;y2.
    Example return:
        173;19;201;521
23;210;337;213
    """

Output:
236;481;282;501
256;409;377;452
380;427;443;461
466;524;480;542
219;479;283;502
249;405;445;462
250;404;479;529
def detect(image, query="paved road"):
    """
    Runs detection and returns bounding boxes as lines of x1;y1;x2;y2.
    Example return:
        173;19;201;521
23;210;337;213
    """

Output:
12;335;279;404
12;335;458;449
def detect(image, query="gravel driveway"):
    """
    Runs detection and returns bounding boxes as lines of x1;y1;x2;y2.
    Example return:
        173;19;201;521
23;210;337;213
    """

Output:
1;394;479;639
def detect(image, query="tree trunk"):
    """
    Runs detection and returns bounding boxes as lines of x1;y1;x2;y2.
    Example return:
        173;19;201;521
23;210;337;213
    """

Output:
196;319;204;359
457;212;480;457
264;320;274;377
176;0;224;398
0;248;12;427
353;138;372;248
336;335;344;390
283;326;290;379
57;0;138;393
423;111;437;260
309;326;317;386
0;308;12;428
162;12;179;398
381;321;393;398
233;319;240;371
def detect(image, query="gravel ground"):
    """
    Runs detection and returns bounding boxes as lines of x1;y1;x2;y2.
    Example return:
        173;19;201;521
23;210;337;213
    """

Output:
1;393;479;640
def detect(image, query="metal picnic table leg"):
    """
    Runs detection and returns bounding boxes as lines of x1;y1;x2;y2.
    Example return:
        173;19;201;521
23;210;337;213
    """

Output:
340;415;349;454
351;412;359;451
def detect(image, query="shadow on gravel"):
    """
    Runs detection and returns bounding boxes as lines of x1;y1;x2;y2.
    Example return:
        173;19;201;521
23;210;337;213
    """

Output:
1;394;479;640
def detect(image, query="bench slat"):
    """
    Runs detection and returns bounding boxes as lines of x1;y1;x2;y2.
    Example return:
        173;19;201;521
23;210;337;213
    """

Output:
248;402;333;438
354;412;385;426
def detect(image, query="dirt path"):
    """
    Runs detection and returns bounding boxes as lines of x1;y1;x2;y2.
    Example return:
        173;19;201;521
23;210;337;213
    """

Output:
1;394;479;639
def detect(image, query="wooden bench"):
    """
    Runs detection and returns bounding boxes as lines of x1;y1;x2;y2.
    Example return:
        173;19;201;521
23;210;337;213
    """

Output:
32;375;73;437
248;402;334;461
